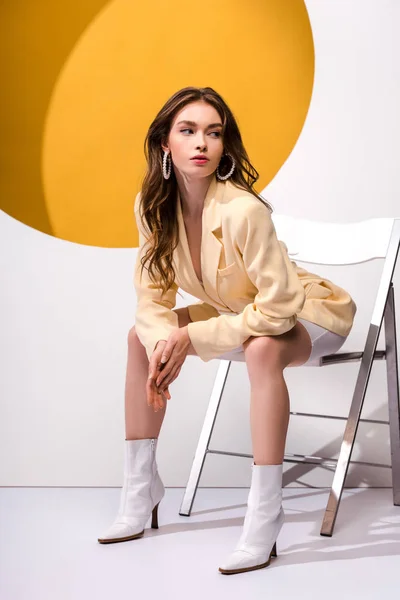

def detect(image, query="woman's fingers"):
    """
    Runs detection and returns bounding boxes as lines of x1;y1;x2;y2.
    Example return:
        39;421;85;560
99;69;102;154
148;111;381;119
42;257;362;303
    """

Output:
156;359;176;388
146;341;172;411
160;364;182;391
147;378;169;412
146;377;155;407
148;379;160;410
147;356;163;401
147;362;171;411
163;386;171;400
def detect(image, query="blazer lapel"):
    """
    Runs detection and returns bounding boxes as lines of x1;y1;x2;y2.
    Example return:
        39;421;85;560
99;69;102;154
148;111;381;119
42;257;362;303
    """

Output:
175;174;226;304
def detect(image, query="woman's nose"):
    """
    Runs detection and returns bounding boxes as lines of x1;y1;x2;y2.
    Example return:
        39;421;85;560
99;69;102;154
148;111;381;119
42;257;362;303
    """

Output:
196;134;207;149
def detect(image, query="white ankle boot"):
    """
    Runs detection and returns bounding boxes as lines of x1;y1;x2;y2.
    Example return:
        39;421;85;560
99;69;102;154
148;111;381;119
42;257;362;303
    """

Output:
218;462;284;575
98;438;165;544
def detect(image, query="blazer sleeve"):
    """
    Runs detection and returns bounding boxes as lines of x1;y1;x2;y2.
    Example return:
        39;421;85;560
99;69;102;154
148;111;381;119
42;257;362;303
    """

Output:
187;199;306;362
133;192;179;360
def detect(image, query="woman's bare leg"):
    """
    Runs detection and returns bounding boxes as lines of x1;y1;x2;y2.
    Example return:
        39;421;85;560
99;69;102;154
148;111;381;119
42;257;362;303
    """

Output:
125;307;192;440
243;321;312;465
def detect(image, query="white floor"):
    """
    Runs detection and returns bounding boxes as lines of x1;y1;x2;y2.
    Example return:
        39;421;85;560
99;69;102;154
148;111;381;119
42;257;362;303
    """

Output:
0;487;399;600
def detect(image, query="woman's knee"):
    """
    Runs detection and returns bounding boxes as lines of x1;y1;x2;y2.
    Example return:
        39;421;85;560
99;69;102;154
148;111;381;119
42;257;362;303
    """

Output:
243;324;312;369
243;335;286;369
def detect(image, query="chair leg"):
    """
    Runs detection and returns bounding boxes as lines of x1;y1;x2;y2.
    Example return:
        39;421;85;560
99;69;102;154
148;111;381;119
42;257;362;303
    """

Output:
179;360;232;516
384;285;400;506
320;323;381;537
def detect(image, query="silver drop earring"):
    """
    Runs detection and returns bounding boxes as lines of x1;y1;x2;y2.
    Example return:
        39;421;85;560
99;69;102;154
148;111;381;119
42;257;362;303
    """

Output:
216;152;236;181
162;150;172;179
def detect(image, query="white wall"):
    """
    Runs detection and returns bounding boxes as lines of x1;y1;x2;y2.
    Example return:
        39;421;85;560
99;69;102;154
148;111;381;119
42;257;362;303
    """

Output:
1;0;399;489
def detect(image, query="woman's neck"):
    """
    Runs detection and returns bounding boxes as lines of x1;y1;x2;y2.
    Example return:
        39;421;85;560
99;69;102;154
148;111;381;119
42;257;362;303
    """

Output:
176;173;215;220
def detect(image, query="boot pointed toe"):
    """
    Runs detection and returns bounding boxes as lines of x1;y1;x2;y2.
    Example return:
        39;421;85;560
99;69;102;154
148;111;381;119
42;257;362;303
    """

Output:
98;521;144;543
219;549;268;574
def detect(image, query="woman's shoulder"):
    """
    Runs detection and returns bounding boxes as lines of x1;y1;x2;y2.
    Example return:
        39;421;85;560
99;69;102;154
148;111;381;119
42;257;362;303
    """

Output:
220;179;272;224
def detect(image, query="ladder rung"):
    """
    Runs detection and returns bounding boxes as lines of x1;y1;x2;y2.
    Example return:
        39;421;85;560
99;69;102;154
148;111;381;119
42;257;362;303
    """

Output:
320;350;386;365
207;448;391;469
289;411;388;425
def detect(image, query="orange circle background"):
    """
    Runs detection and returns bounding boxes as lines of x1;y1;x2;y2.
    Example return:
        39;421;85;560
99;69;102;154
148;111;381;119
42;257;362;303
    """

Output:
0;0;314;247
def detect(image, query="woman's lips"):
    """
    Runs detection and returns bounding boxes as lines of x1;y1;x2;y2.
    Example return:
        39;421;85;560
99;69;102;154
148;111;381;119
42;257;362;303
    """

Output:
191;158;209;164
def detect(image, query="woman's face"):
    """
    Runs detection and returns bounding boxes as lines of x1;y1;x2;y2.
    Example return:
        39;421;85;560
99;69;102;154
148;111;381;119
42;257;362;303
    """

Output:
162;101;224;179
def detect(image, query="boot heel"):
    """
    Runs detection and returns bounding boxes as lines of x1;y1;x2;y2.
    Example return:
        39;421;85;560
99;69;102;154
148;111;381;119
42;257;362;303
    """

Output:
270;542;277;558
151;502;160;529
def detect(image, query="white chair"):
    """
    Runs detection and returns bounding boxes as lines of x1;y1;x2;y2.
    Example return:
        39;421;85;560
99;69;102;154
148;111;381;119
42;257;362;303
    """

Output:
179;216;400;537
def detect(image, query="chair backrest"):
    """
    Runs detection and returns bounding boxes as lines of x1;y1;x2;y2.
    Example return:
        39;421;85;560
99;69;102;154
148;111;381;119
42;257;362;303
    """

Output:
271;215;400;328
271;215;397;265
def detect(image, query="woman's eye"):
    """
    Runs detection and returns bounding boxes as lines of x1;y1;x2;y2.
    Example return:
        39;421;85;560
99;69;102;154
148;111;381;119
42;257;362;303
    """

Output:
180;129;221;137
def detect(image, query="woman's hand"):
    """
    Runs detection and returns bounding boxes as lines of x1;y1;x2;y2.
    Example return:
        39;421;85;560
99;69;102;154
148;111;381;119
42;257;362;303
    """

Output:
147;340;171;412
155;326;191;393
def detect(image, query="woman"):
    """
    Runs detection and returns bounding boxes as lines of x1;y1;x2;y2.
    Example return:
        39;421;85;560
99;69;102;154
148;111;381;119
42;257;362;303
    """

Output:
98;86;356;575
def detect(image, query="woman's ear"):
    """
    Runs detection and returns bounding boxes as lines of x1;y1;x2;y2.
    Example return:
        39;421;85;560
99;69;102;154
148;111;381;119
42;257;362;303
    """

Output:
161;138;169;153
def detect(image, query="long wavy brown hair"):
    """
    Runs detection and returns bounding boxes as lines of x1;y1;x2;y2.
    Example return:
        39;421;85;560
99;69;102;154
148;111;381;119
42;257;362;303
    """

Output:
137;86;273;296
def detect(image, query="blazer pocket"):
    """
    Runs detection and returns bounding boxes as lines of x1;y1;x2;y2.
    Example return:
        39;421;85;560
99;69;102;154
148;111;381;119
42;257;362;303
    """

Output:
217;262;238;277
304;281;332;300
